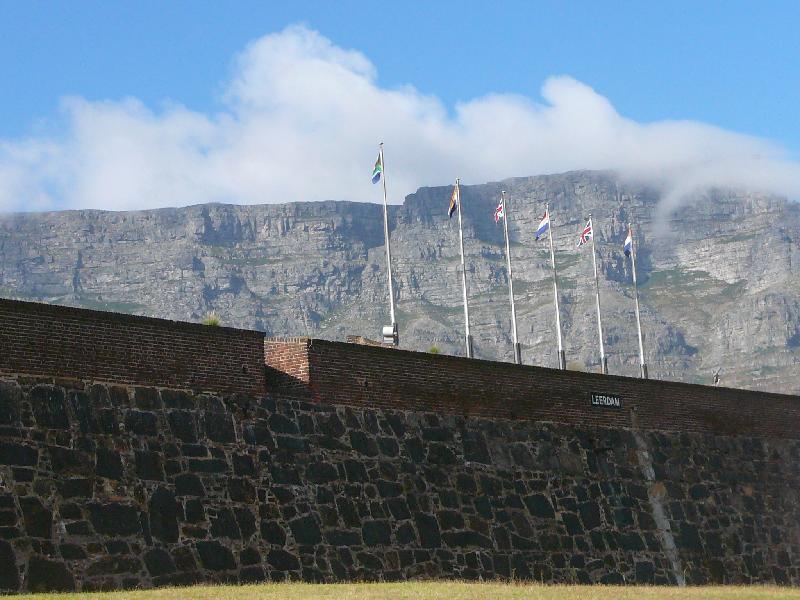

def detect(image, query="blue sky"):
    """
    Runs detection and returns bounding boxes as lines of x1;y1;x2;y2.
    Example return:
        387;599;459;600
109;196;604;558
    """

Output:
1;1;799;211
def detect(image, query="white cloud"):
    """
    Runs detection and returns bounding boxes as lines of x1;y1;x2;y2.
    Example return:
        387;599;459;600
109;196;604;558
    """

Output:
1;24;799;214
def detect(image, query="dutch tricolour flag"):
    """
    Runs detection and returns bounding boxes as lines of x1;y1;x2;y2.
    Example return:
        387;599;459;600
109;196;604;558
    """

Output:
535;210;550;241
624;227;633;256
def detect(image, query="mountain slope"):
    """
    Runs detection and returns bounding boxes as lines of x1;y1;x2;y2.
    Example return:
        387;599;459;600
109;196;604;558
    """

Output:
1;170;797;393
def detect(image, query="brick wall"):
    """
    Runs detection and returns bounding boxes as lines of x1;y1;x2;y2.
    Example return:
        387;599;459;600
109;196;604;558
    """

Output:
264;338;313;398
1;299;797;439
0;299;265;396
265;338;800;440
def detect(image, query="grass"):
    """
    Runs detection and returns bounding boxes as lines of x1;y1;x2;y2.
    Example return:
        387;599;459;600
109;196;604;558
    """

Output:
203;246;283;267
639;268;746;325
201;312;221;326
716;232;757;244
20;583;800;600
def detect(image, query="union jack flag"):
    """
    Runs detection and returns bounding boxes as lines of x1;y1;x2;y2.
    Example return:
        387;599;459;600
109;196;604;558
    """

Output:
494;201;504;223
577;218;593;247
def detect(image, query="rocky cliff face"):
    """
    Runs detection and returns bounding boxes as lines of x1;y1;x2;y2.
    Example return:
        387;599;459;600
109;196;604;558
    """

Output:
1;171;797;393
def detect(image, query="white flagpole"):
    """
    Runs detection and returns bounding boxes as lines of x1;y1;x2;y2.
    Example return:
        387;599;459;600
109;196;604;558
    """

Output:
546;203;566;369
501;191;521;364
379;143;398;345
629;223;647;378
589;214;608;374
456;179;473;358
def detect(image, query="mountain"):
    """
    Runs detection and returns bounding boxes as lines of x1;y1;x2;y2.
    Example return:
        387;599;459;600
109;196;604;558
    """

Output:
1;170;798;394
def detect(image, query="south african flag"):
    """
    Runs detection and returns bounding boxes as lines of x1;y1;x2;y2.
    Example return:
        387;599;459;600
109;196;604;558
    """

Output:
371;153;383;184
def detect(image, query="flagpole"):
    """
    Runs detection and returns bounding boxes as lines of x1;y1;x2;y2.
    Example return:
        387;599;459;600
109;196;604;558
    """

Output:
589;214;608;374
501;191;521;364
629;223;647;378
456;179;473;358
546;203;566;370
378;143;398;345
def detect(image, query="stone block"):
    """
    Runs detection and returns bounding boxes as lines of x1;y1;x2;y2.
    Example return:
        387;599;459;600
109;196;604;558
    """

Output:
377;437;400;457
185;499;205;523
242;423;275;447
85;556;142;576
229;478;256;503
187;458;228;473
0;442;37;466
30;386;69;429
161;389;195;409
260;521;286;545
19;497;51;539
210;508;241;540
239;565;266;583
524;494;555;519
232;453;256;476
268;413;298;434
349;431;379;456
172;546;198;571
26;555;75;592
105;541;129;555
426;443;457;465
124;410;158;436
578;502;602;530
305;461;338;484
235;507;257;540
149;487;179;543
267;549;300;572
240;547;261;566
462;431;491;464
635;560;655;584
134;387;162;410
386;498;411;521
343;460;368;483
325;530;361;546
289;515;321;545
413;513;441;548
270;465;300;485
362;520;391;546
678;522;703;552
95;447;123;480
317;414;346;438
144;548;176;577
168;411;198;443
0;540;19;592
87;503;141;536
48;446;89;475
135;450;165;481
0;382;21;426
196;540;236;571
175;473;205;497
203;412;236;443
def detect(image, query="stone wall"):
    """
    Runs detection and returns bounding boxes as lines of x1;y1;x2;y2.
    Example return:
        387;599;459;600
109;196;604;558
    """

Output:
1;374;800;592
0;301;799;592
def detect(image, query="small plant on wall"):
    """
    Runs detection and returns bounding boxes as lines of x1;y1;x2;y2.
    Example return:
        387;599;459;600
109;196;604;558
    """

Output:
201;312;221;326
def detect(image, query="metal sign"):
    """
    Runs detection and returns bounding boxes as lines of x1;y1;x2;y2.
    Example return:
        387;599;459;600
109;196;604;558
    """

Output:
591;392;621;408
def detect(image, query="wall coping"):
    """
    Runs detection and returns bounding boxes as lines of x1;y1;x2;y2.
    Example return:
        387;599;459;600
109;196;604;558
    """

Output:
303;338;799;402
0;297;264;339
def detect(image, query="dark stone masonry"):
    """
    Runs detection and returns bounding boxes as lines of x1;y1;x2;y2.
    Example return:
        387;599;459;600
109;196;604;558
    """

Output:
0;298;799;592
